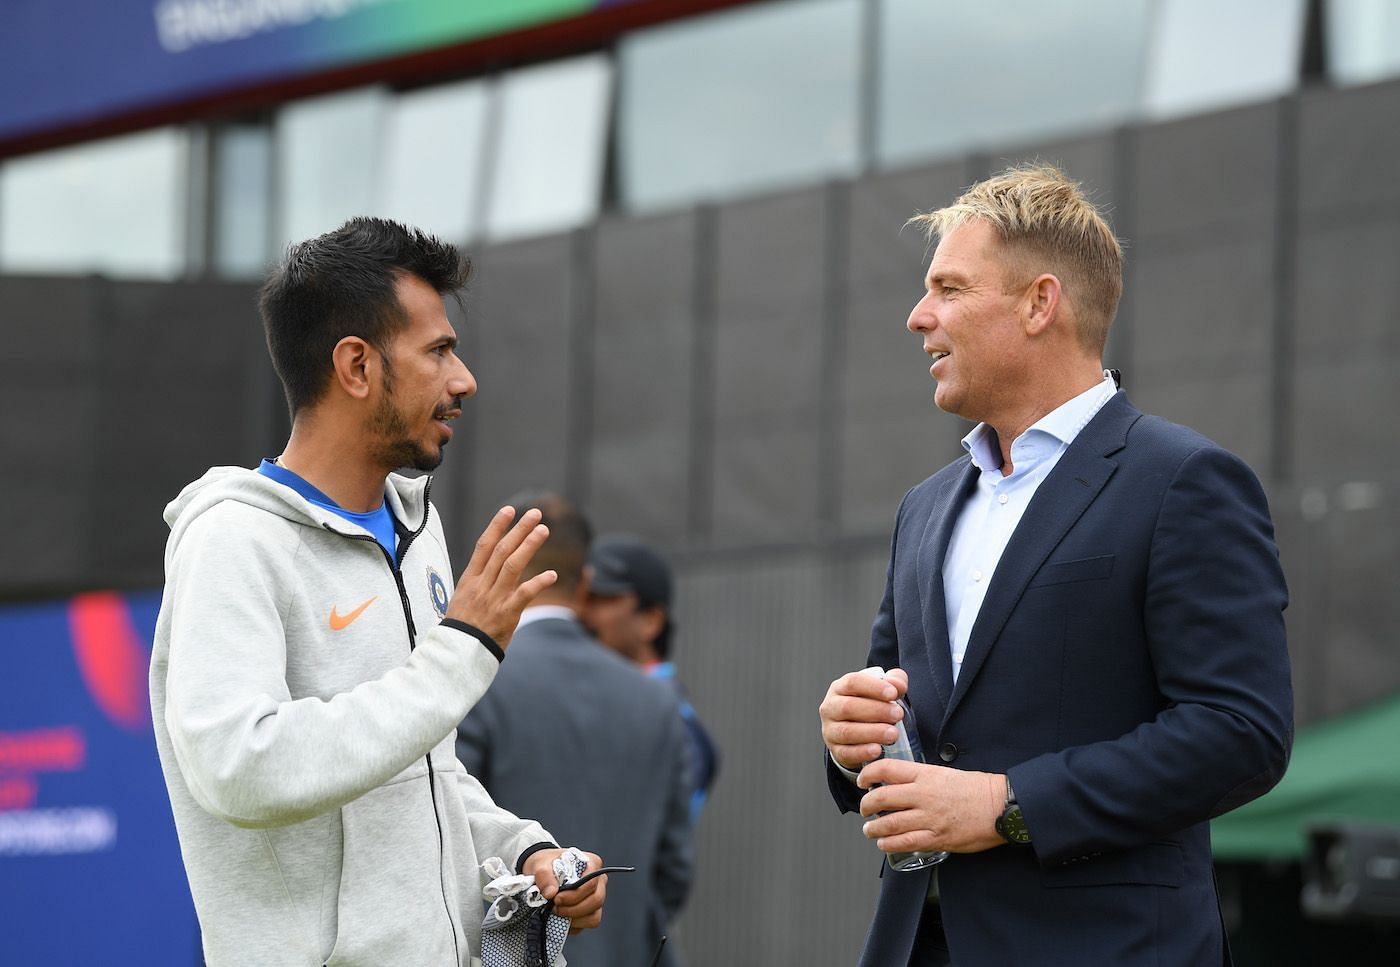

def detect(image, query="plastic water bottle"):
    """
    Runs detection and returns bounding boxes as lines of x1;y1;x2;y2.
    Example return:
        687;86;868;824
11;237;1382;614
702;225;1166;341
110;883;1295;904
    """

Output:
860;667;949;871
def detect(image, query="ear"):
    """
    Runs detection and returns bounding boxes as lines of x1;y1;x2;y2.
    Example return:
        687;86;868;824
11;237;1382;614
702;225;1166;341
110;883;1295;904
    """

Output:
331;336;376;400
573;567;593;611
638;606;667;643
1023;273;1062;338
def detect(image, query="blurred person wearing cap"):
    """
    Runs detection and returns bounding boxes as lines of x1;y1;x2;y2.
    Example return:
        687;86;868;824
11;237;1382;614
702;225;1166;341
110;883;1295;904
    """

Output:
457;494;694;967
584;536;720;822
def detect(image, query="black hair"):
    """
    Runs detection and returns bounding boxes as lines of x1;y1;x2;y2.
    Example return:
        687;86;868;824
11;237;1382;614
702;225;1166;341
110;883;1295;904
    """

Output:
259;216;470;416
506;490;593;595
653;616;673;661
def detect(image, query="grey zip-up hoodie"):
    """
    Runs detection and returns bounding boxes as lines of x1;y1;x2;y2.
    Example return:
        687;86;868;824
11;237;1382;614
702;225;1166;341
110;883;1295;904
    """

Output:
150;467;554;966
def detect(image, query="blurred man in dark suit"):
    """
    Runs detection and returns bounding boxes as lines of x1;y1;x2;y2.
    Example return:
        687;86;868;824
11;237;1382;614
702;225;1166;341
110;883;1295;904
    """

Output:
585;535;720;822
458;494;693;967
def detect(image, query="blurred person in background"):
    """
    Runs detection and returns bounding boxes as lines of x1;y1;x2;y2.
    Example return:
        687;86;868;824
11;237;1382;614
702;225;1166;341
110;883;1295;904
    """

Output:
584;535;720;821
818;166;1292;966
457;493;694;967
149;217;608;967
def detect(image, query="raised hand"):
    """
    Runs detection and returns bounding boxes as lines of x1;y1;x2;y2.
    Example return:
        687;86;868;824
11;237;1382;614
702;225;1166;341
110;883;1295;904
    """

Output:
447;506;557;648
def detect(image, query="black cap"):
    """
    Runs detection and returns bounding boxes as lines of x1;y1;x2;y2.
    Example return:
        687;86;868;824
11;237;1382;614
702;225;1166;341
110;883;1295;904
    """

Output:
588;536;673;609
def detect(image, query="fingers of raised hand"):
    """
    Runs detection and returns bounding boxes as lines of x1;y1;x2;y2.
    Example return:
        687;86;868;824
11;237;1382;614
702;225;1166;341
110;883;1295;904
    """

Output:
483;509;544;582
466;506;516;577
512;569;558;611
498;518;549;584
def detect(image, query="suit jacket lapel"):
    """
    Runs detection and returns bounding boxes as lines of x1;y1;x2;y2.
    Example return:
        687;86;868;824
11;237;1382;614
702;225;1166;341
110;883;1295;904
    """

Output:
916;459;978;714
943;394;1138;722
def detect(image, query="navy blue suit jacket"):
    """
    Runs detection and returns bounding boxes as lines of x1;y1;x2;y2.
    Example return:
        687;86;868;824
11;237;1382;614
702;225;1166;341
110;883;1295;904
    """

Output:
828;393;1293;967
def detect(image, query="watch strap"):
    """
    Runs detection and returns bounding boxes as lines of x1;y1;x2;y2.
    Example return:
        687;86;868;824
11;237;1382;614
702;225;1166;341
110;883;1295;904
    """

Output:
996;776;1032;845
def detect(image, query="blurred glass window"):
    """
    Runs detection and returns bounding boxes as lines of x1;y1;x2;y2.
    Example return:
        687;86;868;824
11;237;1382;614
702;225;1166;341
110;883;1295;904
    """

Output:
483;54;612;242
0;128;188;279
213;123;273;279
1326;0;1400;86
380;79;491;245
876;0;1149;167
276;87;388;246
1142;0;1305;120
618;0;862;213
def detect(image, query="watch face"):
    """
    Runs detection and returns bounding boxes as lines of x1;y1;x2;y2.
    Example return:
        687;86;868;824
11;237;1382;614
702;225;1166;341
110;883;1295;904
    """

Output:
997;805;1031;845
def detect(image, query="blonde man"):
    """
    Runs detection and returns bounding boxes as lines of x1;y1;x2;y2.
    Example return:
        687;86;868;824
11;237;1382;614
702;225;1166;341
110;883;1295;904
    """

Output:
819;166;1291;966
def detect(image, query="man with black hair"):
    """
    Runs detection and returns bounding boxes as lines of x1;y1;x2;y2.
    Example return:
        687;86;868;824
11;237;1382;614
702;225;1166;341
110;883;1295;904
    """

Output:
584;535;720;821
457;494;694;967
150;217;608;967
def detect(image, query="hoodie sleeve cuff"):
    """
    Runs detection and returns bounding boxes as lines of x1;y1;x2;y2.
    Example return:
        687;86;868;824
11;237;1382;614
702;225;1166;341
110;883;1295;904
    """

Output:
515;841;559;874
440;619;504;663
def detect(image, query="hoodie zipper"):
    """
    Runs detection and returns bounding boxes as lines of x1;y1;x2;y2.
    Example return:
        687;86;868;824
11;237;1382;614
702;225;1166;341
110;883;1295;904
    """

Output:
322;477;461;965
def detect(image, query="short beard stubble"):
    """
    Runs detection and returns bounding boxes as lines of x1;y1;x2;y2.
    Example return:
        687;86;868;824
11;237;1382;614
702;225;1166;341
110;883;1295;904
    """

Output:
368;362;445;473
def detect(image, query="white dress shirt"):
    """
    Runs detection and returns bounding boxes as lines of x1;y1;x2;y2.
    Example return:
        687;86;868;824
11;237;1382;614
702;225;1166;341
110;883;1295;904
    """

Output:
832;374;1119;786
516;604;578;628
943;374;1118;682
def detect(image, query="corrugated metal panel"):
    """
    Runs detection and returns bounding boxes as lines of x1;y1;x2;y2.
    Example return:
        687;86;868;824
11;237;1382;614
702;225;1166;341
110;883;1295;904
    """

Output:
466;234;577;522
667;544;891;964
708;187;829;547
587;212;700;545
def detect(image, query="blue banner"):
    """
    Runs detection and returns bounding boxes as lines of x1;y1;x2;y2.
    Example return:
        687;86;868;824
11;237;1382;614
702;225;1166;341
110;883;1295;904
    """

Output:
0;591;199;966
1;0;651;144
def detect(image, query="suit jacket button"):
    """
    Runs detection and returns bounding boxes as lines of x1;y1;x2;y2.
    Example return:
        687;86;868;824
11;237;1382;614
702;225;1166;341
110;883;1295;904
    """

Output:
938;743;958;762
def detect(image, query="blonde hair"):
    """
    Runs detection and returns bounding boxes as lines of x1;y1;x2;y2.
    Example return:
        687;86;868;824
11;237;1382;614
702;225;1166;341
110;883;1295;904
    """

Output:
909;164;1123;353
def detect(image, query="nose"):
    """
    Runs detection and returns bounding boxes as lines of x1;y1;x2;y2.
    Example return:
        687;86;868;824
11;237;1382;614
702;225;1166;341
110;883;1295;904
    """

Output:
450;355;477;399
907;291;935;334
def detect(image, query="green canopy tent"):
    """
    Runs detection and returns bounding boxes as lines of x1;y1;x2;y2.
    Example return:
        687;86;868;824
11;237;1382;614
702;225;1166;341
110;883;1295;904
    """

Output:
1213;692;1400;861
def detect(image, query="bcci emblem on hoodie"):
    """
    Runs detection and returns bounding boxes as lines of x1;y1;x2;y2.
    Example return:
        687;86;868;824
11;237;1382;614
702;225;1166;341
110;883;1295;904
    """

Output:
428;566;450;618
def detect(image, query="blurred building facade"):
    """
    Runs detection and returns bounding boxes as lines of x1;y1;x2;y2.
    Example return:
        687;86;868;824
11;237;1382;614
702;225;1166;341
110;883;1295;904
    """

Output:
5;1;1400;963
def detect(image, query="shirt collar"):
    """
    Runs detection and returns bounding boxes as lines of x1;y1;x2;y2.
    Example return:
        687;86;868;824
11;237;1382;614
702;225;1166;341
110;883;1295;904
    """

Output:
517;604;580;628
962;423;1003;473
961;374;1118;471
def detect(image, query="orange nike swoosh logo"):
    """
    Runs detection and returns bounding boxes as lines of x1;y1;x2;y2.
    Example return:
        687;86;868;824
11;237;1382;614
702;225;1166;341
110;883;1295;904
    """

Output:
329;596;378;631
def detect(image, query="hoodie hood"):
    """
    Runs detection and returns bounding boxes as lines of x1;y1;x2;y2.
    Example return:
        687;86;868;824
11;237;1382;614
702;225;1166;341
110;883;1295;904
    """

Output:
163;466;430;565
